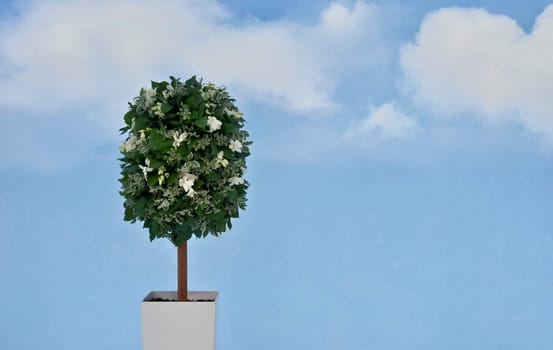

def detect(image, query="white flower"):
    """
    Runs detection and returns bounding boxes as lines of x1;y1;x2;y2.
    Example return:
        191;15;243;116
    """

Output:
152;102;164;117
119;134;138;152
229;140;243;153
128;135;139;150
163;84;174;99
157;168;166;186
186;188;197;198
179;105;192;119
216;151;229;168
228;176;245;186
179;173;197;192
225;108;243;119
139;159;153;179
144;89;156;107
121;132;146;153
172;131;187;148
207;116;222;132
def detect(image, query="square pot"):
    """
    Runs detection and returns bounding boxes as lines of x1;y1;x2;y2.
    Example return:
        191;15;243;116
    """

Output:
141;291;218;350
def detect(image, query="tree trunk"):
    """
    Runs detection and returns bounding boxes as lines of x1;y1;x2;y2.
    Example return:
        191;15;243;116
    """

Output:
177;241;188;301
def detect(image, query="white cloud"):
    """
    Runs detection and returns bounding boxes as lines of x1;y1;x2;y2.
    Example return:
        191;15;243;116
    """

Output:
344;102;417;142
0;0;381;119
0;0;386;170
305;1;388;68
400;5;553;139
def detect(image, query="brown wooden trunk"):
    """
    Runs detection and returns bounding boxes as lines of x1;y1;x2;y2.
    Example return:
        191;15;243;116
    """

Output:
177;241;188;301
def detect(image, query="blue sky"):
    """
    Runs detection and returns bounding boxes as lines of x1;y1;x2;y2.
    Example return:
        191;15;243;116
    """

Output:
1;0;553;349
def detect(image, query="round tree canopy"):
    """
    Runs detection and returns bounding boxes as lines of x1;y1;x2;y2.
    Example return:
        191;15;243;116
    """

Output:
119;76;251;246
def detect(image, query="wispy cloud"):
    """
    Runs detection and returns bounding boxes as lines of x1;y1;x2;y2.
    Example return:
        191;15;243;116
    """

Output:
400;5;553;141
344;102;418;143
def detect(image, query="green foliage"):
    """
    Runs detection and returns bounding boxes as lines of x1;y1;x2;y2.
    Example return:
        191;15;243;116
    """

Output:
119;76;251;245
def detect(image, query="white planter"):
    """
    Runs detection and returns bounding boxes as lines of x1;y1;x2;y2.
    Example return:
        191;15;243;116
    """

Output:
141;291;218;350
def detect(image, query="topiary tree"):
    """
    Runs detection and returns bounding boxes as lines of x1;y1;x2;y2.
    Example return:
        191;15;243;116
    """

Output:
119;76;251;301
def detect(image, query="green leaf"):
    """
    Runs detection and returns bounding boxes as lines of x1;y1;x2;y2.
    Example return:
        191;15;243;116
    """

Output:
210;143;219;156
121;164;139;175
168;119;183;127
194;116;207;130
147;175;159;187
149;230;156;242
222;123;235;134
226;189;238;200
124;205;134;221
148;130;172;152
151;81;162;90
173;233;189;246
185;76;200;92
186;96;198;109
167;173;178;186
207;172;220;182
161;103;172;113
198;102;205;118
135;197;147;217
150;220;161;234
124;111;134;126
147;158;164;169
212;212;226;232
171;224;193;246
134;114;149;130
